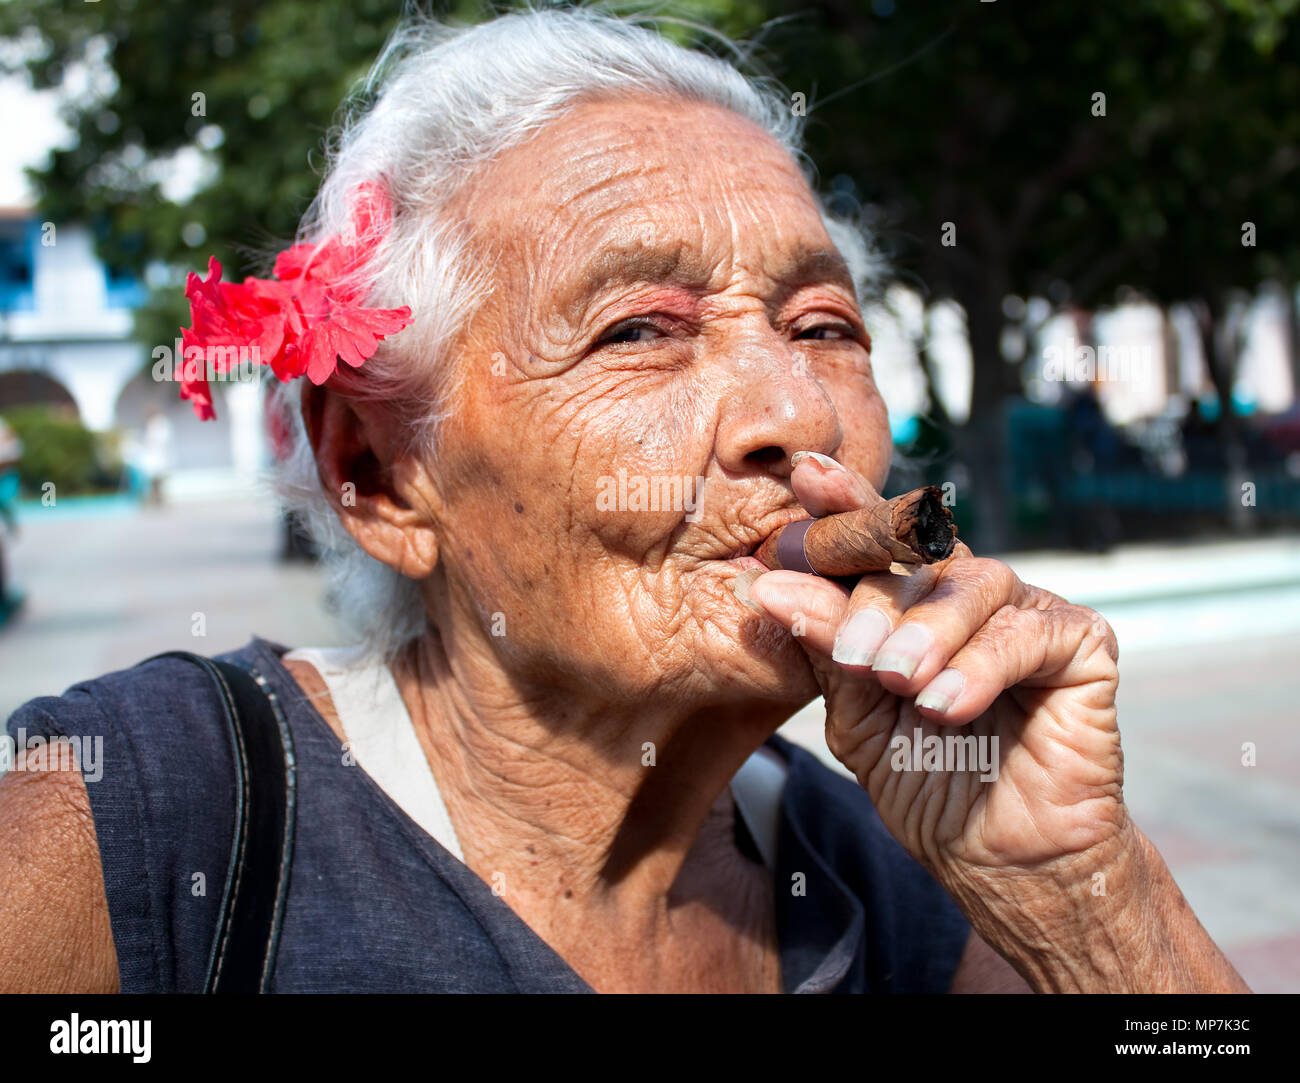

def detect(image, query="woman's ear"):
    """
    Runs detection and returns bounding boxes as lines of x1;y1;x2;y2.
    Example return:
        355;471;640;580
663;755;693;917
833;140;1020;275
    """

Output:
300;382;443;579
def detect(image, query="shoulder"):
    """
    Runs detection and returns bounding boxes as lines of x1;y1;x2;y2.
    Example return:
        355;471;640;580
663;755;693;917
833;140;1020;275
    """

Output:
6;640;285;764
3;643;267;992
8;645;256;739
768;734;971;993
0;743;119;991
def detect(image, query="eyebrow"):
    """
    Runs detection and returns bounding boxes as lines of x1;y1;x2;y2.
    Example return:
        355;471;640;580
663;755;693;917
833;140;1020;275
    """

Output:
776;247;858;300
557;241;859;323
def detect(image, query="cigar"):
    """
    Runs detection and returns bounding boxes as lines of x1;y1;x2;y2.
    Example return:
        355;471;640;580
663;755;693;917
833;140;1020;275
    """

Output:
753;486;957;577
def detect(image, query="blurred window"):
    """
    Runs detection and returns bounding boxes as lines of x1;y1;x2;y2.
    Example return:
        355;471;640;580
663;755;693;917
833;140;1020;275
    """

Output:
0;219;36;313
104;261;147;309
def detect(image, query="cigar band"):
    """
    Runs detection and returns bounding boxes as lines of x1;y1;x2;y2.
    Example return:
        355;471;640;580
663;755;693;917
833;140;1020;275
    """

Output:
777;517;820;576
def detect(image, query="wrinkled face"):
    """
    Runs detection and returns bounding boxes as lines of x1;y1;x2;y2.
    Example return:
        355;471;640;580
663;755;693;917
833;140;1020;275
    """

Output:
428;94;891;712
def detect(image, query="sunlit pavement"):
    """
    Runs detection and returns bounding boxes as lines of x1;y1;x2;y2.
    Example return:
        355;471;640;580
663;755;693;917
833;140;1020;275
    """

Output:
0;488;347;720
3;493;1297;992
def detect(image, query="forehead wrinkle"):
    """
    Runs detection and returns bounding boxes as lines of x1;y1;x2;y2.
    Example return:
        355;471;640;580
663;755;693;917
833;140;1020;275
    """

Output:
520;158;695;307
546;187;849;327
549;154;658;216
484;107;851;330
537;124;685;223
468;139;656;264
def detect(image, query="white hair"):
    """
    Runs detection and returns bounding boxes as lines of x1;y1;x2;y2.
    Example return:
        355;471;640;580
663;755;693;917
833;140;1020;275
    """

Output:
269;3;885;661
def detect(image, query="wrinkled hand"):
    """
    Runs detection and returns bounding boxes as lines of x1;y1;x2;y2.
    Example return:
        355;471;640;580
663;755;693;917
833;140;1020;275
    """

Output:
746;453;1127;892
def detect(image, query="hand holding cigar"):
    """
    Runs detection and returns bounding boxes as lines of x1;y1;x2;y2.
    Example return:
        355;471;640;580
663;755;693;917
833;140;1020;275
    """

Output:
753;486;957;577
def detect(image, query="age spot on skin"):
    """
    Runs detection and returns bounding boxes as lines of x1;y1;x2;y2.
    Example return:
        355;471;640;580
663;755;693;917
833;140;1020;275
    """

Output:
514;501;525;513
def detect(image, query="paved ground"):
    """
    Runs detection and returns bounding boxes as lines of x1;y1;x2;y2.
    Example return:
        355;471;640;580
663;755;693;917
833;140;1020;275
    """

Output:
2;489;1297;992
0;492;348;717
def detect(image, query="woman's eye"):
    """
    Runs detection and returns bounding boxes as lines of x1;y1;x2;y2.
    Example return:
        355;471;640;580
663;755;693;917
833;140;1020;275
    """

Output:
598;319;662;346
796;324;855;341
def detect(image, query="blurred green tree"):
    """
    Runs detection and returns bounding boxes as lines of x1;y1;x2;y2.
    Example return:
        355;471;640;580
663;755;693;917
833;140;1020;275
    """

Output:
1;404;109;495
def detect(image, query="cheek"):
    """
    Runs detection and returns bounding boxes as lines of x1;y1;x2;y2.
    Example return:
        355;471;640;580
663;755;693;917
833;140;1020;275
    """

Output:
533;371;716;548
442;369;716;622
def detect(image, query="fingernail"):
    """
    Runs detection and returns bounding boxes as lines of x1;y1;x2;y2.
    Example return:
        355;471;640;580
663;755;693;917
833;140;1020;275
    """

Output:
916;668;965;714
872;623;933;680
731;568;767;614
831;608;892;666
790;451;843;471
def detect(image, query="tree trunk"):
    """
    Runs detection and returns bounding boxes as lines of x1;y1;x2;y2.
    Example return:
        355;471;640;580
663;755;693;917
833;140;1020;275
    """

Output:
1161;307;1180;406
1285;282;1300;406
1195;295;1249;531
952;281;1015;553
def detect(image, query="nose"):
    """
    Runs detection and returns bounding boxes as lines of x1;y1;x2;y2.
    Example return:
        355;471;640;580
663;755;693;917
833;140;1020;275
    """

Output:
713;332;843;479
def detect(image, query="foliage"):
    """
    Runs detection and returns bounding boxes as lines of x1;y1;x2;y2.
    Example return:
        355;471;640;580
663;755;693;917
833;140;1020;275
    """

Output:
0;405;121;495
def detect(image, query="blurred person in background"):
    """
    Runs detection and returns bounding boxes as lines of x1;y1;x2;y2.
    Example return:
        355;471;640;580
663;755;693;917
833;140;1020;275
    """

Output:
265;380;318;562
139;405;173;506
0;415;21;625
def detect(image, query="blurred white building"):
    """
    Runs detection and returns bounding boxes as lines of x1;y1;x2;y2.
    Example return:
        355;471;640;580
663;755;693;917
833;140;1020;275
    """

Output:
0;207;265;496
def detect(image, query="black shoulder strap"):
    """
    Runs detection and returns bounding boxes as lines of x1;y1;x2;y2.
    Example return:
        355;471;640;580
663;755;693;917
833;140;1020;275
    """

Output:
143;651;297;993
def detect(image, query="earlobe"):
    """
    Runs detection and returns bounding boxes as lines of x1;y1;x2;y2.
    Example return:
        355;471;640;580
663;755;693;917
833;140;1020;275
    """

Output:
299;383;444;580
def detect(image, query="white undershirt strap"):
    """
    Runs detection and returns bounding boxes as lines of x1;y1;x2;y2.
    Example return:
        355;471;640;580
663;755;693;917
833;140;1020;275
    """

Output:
729;744;787;871
283;645;465;862
282;646;787;872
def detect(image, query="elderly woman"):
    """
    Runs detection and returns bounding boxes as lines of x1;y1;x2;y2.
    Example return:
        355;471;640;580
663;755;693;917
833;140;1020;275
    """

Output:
1;9;1247;994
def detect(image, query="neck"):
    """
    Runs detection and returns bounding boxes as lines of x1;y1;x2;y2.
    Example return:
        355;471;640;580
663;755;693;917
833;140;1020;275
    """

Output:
388;623;790;926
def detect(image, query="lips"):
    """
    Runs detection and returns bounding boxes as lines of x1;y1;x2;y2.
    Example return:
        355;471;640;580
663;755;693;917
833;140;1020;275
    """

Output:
720;508;810;562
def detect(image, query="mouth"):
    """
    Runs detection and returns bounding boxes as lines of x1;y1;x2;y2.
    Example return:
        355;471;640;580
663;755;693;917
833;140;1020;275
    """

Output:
719;508;810;568
725;539;762;561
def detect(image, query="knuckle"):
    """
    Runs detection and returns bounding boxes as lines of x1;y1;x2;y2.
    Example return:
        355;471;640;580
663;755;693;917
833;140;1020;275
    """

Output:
1056;603;1120;663
848;570;919;619
978;557;1021;596
824;719;846;760
801;589;848;629
943;557;1020;614
983;602;1030;642
1087;609;1120;662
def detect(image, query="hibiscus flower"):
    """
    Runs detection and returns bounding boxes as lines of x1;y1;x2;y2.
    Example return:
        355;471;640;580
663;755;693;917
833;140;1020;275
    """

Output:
177;183;412;420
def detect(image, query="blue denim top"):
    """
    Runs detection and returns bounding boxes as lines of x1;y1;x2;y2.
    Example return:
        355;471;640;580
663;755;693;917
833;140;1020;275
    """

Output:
6;636;970;993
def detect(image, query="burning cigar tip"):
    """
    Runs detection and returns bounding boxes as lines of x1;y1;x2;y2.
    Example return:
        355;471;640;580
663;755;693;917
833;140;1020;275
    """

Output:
910;486;958;563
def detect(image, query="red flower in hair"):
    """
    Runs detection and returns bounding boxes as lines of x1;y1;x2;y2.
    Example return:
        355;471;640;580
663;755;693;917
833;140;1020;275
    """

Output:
178;182;412;420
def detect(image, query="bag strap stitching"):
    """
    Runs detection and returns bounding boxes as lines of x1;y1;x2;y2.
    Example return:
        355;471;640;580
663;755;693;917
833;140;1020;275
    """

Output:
239;662;297;992
136;650;295;993
136;651;251;992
